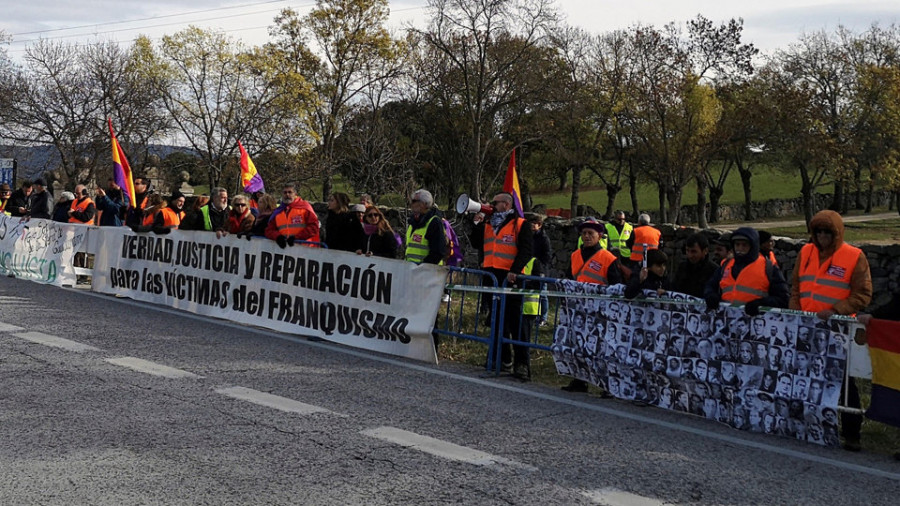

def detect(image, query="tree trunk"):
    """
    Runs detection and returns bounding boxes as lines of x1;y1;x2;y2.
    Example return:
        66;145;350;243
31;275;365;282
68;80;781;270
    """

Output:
570;165;582;217
667;186;682;225
321;173;333;202
657;183;667;224
629;160;639;219
865;180;873;214
829;180;843;212
709;187;723;224
605;183;620;221
799;166;815;225
696;175;709;229
557;168;569;191
739;167;752;221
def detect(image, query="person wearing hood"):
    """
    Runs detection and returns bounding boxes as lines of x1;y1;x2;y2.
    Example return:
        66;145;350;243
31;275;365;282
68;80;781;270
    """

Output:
703;226;789;316
264;184;320;248
789;210;872;452
52;191;76;222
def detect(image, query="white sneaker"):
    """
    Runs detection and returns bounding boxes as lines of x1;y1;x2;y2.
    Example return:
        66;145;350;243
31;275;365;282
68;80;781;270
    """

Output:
441;293;451;303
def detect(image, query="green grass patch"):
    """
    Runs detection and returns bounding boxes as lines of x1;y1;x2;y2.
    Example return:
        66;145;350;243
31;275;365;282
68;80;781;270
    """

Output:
530;164;803;212
769;218;900;242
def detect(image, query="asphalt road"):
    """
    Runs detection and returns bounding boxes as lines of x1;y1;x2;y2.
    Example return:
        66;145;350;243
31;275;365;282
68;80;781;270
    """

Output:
1;277;898;505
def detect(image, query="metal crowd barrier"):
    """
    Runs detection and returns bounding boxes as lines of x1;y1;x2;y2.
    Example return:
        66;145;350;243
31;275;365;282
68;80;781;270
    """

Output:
435;267;501;370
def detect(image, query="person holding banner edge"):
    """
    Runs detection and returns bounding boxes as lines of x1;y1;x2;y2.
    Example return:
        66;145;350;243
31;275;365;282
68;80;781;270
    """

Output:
561;218;623;393
788;210;872;451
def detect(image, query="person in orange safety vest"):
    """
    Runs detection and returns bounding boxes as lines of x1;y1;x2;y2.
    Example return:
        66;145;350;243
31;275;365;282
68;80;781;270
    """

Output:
789;210;872;452
703;226;788;316
264;184;320;248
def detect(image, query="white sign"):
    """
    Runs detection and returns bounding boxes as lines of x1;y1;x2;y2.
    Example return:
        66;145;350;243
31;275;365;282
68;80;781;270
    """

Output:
91;228;445;363
0;215;85;286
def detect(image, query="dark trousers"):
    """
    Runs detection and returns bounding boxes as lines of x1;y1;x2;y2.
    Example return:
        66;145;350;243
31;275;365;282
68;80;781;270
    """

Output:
841;378;862;440
499;294;532;367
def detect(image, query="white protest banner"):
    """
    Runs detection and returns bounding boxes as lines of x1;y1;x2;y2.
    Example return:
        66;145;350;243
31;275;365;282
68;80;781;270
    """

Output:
0;215;85;286
91;228;445;363
552;280;851;447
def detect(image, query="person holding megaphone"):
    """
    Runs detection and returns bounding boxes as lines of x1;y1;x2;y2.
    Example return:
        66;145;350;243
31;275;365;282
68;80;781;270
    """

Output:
468;192;536;381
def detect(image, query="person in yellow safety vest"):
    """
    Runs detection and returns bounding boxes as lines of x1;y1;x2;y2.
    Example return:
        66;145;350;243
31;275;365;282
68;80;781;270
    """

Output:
469;192;535;381
67;184;97;225
628;213;661;267
789;210;872;452
404;188;446;265
703;227;789;316
605;210;633;261
0;183;11;215
561;218;623;394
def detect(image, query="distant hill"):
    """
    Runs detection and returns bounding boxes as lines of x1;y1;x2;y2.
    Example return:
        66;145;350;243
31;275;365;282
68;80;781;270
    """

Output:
0;144;195;181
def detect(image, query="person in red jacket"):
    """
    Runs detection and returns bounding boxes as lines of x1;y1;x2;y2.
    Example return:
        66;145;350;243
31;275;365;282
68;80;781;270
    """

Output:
264;184;320;248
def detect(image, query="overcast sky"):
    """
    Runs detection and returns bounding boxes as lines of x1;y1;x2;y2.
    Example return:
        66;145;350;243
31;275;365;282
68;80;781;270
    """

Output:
3;0;900;60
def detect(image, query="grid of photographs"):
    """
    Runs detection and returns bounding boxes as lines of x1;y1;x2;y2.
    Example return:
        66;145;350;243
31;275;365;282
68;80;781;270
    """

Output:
551;279;848;447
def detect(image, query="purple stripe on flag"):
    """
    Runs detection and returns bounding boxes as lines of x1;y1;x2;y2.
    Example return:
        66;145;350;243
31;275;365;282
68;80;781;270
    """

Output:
512;189;524;218
113;161;132;205
244;173;265;193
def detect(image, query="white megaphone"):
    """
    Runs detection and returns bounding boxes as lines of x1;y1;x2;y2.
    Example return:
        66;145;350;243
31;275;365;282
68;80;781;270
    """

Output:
455;194;493;215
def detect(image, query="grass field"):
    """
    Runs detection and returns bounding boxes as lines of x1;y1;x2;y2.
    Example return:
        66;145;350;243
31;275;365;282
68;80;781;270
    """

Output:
529;164;805;211
769;218;900;243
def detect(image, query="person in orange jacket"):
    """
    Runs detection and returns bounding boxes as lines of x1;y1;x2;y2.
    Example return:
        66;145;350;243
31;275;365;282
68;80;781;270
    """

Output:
789;210;872;452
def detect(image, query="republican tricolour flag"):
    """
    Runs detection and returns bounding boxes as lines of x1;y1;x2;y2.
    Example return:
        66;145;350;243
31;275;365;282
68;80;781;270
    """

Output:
865;318;900;428
503;148;524;217
108;118;136;207
238;141;265;193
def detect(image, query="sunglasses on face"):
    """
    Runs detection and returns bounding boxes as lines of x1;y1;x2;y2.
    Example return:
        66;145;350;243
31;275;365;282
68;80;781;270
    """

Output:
813;228;833;235
234;203;247;207
410;199;421;204
365;213;379;218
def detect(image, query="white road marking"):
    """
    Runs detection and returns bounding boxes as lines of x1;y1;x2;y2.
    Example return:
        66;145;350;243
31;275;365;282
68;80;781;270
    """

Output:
0;296;32;302
215;386;345;417
12;331;101;352
0;321;25;332
105;357;201;378
73;289;900;482
361;426;537;472
582;488;669;506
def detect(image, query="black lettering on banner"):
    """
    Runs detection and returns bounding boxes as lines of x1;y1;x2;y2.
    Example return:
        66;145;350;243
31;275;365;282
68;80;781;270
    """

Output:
243;253;256;280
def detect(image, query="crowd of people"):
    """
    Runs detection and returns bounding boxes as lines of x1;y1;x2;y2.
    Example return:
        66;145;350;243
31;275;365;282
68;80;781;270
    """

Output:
3;178;897;456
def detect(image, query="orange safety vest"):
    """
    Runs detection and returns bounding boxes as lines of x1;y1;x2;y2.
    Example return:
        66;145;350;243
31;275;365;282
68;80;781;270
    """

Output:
720;255;770;303
797;242;861;313
483;218;524;271
159;207;184;229
273;207;320;243
571;248;617;285
68;197;95;224
764;250;778;266
630;226;661;263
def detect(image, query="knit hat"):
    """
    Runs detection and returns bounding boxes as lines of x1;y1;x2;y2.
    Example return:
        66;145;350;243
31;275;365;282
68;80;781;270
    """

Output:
34;178;47;187
60;191;75;201
351;204;367;213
